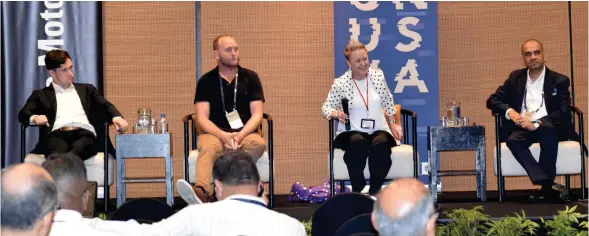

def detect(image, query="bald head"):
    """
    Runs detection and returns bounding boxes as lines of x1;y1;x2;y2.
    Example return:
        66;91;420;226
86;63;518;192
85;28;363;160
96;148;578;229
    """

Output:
1;163;57;233
372;178;436;236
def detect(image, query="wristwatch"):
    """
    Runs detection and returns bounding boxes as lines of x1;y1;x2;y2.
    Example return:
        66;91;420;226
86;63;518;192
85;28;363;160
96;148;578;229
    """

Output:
533;120;542;129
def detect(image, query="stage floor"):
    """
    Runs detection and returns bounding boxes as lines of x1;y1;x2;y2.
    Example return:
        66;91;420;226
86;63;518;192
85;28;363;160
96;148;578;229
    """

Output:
271;189;588;221
100;189;587;222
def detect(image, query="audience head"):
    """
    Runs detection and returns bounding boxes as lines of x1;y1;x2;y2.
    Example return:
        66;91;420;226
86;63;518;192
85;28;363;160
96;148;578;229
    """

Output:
213;34;239;69
371;178;437;236
344;40;369;80
1;163;57;236
212;150;262;200
520;39;545;71
41;153;89;213
45;49;74;87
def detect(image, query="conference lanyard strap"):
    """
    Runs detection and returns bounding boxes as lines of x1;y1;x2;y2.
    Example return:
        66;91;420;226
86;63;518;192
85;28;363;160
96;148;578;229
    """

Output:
219;73;239;113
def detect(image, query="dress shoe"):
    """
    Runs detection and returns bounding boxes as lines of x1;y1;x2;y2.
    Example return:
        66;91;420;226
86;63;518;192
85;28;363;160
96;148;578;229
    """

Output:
194;185;217;203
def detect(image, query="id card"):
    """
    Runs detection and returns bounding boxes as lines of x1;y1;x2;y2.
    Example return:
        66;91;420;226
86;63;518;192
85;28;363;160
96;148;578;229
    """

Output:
361;119;375;129
226;110;244;129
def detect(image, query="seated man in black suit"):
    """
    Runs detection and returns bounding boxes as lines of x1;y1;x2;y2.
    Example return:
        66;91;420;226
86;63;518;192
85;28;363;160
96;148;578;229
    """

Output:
486;39;579;201
18;49;128;161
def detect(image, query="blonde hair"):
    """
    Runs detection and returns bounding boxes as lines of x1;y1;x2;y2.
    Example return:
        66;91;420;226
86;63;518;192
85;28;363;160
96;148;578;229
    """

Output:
213;34;235;50
344;40;367;60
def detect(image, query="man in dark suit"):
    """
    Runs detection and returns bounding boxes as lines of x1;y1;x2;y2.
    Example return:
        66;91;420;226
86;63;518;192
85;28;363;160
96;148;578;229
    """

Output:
18;49;128;161
487;39;579;201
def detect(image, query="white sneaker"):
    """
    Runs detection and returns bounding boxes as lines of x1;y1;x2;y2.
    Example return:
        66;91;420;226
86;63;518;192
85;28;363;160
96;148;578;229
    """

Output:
176;179;202;205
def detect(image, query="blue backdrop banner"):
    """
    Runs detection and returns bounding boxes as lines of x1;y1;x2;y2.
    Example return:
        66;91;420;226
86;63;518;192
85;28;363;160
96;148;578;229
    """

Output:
1;1;103;167
334;1;439;184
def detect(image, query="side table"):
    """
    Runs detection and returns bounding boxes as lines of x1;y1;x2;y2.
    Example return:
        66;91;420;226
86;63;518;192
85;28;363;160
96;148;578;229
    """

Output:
428;126;486;203
115;133;174;208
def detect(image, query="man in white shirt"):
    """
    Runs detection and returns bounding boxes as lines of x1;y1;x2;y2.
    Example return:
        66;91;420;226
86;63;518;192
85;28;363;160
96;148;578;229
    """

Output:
1;163;58;236
134;150;307;236
18;49;128;161
487;39;580;201
41;153;121;236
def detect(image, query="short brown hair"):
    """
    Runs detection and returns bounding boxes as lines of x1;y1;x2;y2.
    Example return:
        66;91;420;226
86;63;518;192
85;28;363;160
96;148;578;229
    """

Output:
44;49;71;70
213;34;235;50
344;40;367;60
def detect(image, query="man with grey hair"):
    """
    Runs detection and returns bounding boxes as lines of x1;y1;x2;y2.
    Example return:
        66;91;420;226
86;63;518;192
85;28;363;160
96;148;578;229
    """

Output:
41;153;122;236
1;163;57;236
372;178;437;236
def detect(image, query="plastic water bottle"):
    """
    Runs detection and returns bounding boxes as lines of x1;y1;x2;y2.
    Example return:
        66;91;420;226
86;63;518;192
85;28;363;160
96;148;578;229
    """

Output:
158;113;168;133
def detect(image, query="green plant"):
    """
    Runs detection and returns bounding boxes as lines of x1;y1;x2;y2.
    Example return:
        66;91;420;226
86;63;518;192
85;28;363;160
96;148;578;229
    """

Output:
301;217;312;236
541;205;588;236
485;211;539;236
578;220;588;236
98;213;107;220
436;205;490;236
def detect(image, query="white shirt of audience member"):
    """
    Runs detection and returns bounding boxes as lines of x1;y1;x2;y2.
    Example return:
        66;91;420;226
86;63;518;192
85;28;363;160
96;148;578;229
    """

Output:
89;194;307;236
49;209;119;236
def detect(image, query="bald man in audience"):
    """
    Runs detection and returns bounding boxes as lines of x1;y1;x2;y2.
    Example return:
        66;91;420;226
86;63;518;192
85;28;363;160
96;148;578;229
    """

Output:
372;178;437;236
1;163;58;236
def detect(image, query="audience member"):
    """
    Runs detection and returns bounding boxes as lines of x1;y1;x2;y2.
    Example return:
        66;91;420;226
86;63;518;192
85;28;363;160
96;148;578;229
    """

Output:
372;178;437;236
1;163;57;236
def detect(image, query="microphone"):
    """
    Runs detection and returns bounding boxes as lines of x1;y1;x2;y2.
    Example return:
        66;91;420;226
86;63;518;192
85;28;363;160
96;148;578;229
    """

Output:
342;98;351;131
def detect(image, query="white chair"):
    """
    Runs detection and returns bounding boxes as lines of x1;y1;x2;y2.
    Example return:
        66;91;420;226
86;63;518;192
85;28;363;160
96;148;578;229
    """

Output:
493;106;587;201
328;105;419;196
20;123;115;211
183;113;275;207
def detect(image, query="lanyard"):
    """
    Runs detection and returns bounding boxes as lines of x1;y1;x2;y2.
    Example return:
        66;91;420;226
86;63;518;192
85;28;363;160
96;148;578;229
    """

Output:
231;198;267;208
523;85;544;113
352;78;369;113
219;73;238;113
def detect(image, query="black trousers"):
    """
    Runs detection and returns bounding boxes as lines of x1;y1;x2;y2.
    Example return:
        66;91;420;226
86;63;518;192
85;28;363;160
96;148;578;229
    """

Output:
45;129;97;161
334;130;396;194
505;123;558;187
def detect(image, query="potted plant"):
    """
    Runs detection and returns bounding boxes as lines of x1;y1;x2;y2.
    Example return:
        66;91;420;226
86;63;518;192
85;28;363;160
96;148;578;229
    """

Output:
436;205;490;236
485;211;539;236
541;205;588;236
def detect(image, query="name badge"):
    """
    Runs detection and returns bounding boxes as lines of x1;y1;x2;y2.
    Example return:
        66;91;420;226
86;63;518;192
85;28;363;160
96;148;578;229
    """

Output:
361;119;375;129
226;110;244;129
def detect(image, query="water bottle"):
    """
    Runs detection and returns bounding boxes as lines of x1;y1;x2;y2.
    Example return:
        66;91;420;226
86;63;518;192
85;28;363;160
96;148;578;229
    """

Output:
158;113;168;133
149;114;156;134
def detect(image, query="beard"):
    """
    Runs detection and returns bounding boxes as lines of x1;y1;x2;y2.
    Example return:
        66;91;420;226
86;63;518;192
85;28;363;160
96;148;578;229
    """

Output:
219;57;239;68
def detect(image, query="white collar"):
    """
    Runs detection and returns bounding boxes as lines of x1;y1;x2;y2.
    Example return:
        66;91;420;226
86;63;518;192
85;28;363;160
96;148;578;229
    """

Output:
52;82;74;93
345;67;376;81
54;209;83;222
225;194;266;205
526;65;546;84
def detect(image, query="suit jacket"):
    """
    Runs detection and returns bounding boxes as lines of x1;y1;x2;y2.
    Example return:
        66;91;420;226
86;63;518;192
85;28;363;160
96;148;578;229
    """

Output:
18;83;122;156
486;67;579;142
321;68;397;119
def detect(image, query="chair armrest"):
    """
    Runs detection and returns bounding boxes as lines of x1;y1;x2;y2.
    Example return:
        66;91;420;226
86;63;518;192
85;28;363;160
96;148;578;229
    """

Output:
263;113;273;121
183;113;196;123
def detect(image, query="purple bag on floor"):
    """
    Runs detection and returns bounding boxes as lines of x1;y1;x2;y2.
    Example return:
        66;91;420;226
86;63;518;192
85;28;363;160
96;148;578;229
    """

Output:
289;180;351;203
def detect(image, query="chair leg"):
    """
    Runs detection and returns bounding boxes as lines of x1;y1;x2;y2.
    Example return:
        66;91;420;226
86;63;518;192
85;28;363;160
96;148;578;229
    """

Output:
498;176;505;202
339;181;345;193
565;175;571;197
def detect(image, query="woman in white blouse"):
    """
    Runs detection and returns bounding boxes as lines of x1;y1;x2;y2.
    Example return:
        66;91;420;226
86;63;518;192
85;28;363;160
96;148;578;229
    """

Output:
321;40;403;195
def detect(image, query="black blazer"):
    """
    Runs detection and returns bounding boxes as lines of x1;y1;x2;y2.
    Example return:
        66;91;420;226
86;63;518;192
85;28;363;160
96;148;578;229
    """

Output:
486;67;579;142
18;83;122;156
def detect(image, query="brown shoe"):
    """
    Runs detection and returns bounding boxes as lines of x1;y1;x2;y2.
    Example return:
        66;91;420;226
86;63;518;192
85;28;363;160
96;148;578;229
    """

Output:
194;185;216;203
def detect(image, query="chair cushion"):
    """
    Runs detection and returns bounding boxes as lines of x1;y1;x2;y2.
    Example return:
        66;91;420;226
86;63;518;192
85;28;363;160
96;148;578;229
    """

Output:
188;150;270;183
330;144;417;180
24;153;114;186
494;141;582;176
